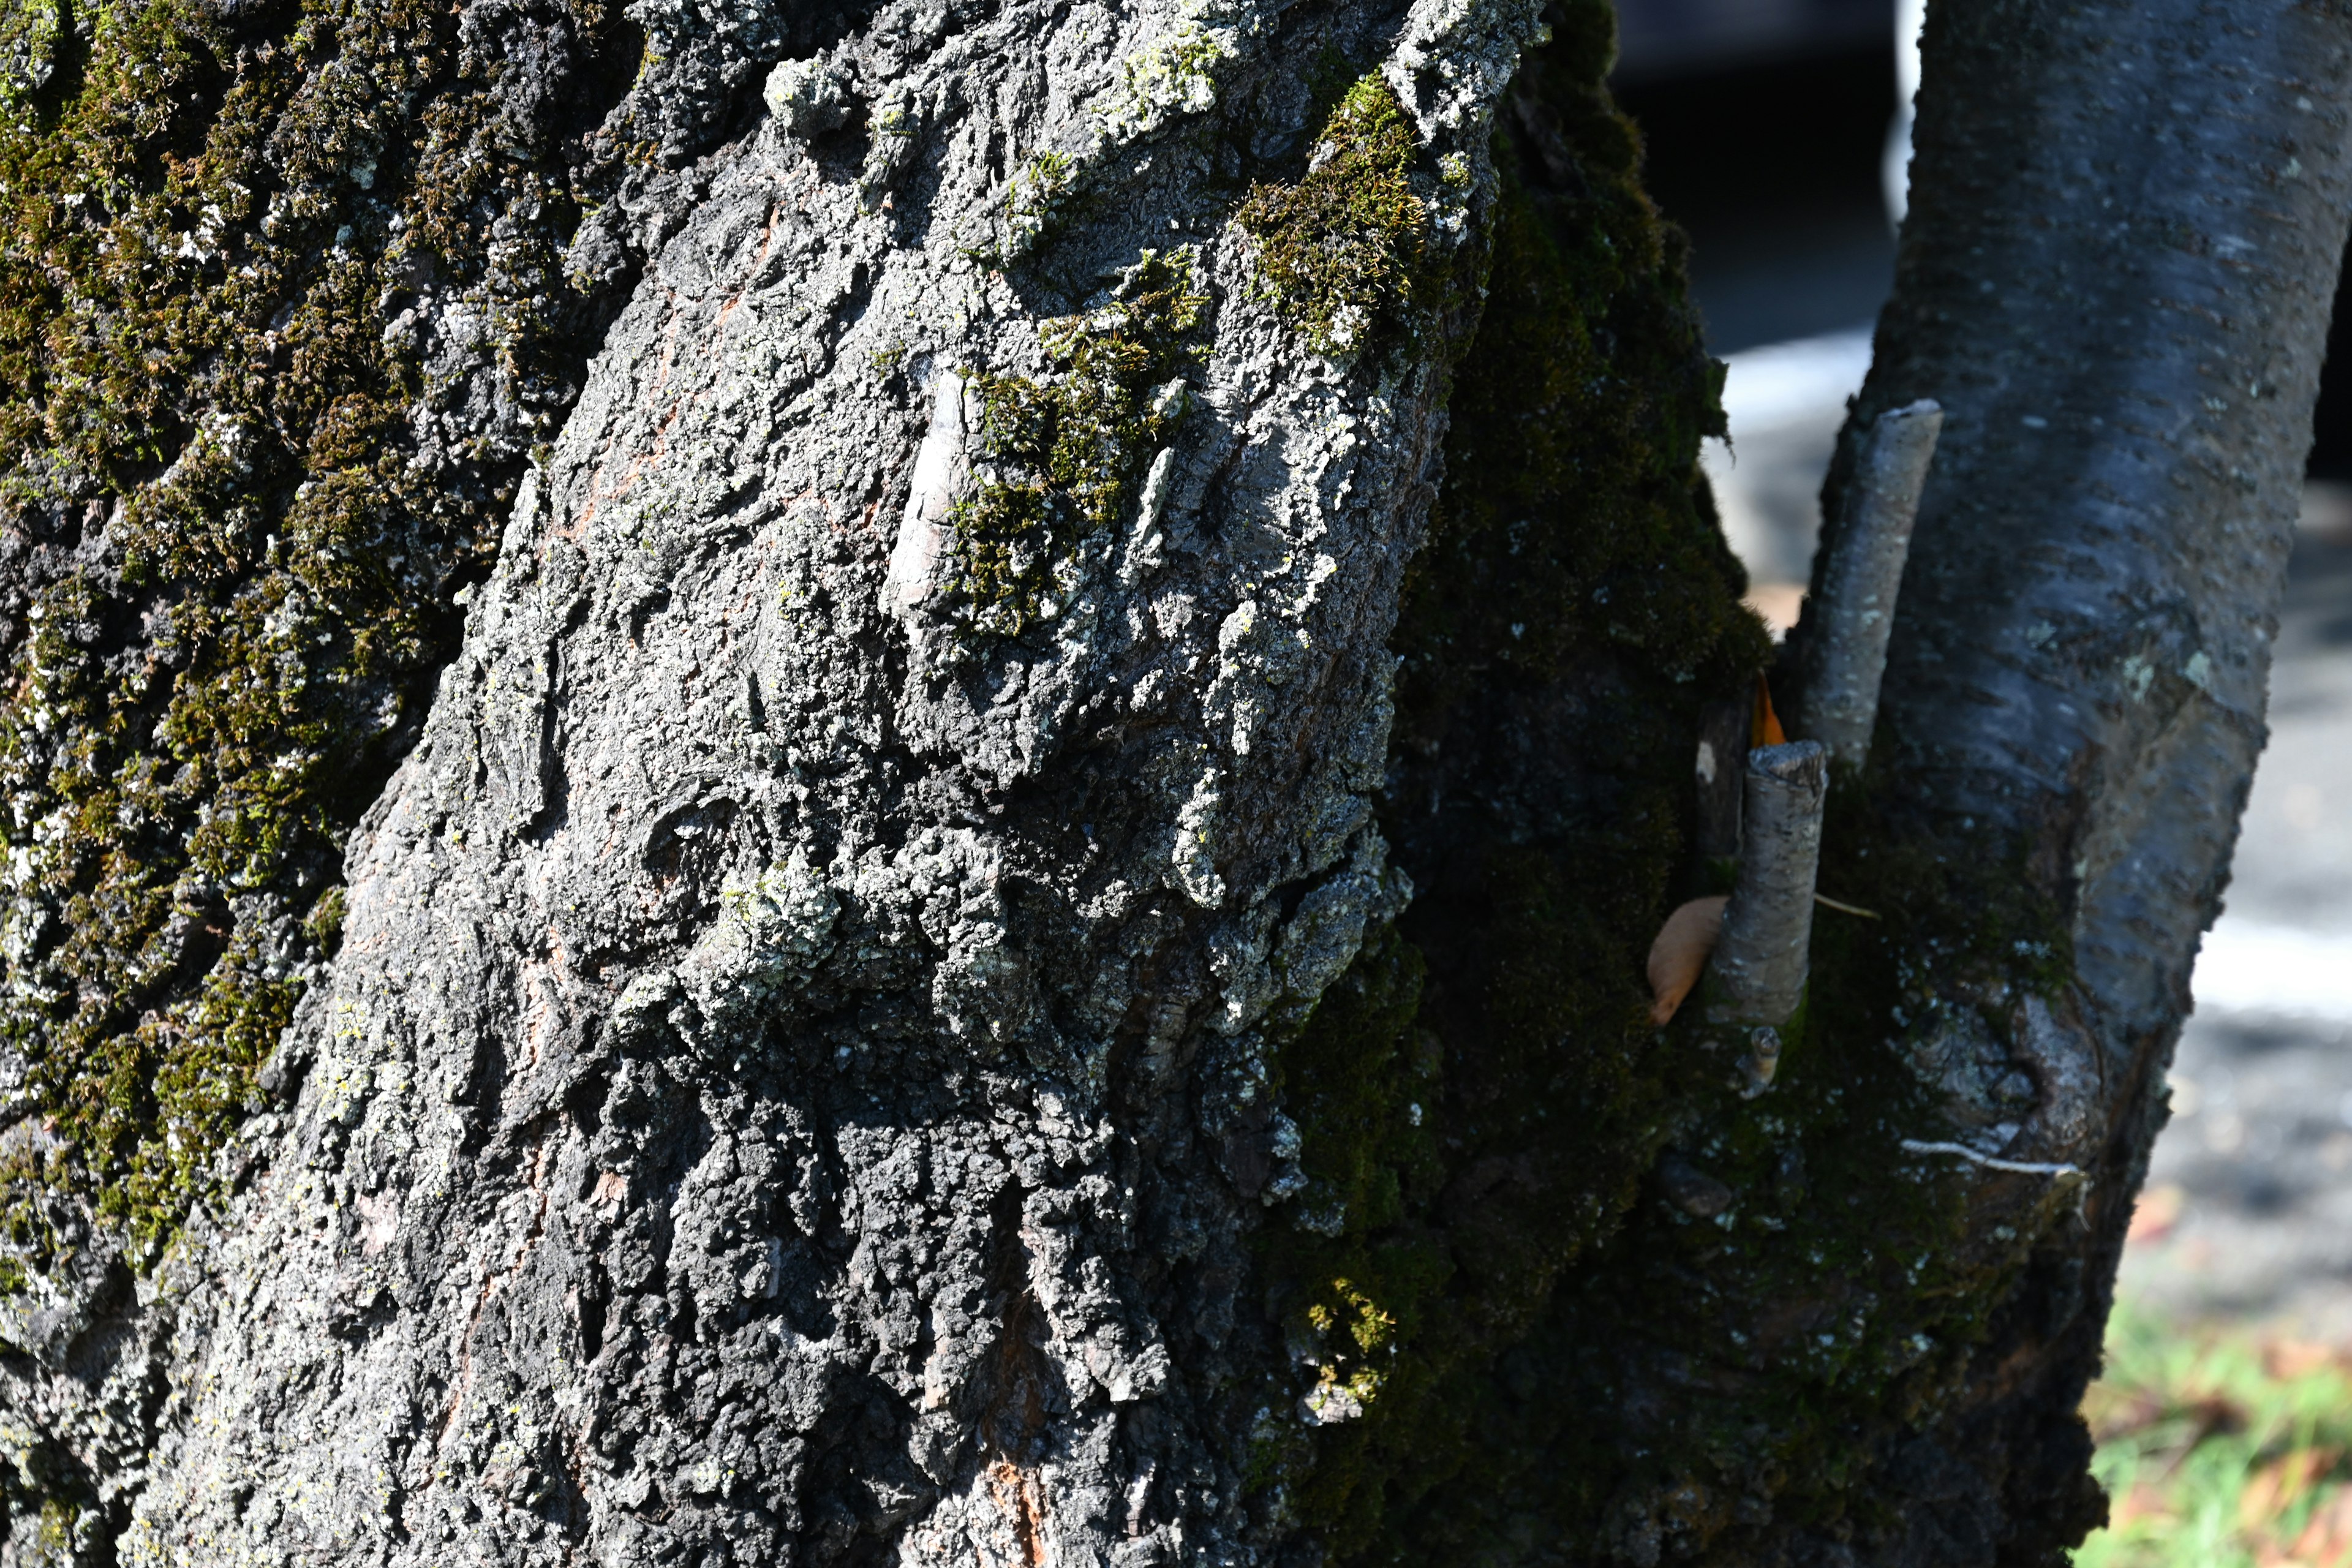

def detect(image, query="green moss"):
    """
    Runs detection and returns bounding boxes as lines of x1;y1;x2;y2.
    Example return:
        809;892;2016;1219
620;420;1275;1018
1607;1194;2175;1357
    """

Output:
0;0;60;104
1229;4;1788;1556
0;0;635;1270
946;247;1205;639
1237;74;1428;357
33;1495;77;1559
1003;149;1076;258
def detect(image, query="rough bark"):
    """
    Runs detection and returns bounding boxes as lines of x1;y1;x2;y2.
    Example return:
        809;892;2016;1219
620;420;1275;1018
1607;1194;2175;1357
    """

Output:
6;0;1600;1556
0;0;2343;1562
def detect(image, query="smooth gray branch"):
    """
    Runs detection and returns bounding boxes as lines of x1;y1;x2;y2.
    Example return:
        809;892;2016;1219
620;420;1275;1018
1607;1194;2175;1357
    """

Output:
1796;399;1942;769
1707;741;1827;1026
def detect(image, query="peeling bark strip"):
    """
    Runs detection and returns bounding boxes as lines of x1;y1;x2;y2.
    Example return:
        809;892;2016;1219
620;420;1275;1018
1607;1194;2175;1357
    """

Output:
884;370;974;616
1793;398;1941;770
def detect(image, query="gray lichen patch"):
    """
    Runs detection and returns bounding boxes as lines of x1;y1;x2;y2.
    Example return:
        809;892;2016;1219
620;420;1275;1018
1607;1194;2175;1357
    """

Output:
763;56;851;140
113;0;1537;1553
1093;0;1260;146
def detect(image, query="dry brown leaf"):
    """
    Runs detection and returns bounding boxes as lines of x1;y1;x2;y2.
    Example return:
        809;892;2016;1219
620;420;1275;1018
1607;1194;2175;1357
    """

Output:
2244;1448;2342;1531
2127;1182;2185;1245
2282;1485;2352;1568
1648;895;1729;1026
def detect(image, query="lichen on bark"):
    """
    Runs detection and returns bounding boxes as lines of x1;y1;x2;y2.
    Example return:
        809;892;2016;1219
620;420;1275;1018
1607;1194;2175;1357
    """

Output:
0;0;843;1537
72;0;1575;1549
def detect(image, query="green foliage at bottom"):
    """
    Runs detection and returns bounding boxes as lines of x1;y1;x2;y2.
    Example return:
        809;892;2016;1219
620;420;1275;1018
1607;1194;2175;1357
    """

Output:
2078;1305;2352;1568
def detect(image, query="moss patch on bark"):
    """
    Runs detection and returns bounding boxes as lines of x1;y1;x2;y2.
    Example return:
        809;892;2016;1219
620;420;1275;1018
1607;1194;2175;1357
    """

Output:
948;247;1207;641
1237;74;1429;358
0;0;635;1270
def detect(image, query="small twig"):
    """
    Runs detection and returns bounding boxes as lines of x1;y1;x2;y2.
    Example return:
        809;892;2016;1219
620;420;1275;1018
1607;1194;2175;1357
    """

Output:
1795;399;1943;769
1899;1138;2086;1182
1708;741;1826;1027
1813;892;1882;919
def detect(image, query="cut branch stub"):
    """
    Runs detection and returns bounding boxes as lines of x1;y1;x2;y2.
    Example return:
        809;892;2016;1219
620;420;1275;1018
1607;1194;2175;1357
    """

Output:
885;369;974;616
1707;740;1827;1026
1796;398;1942;769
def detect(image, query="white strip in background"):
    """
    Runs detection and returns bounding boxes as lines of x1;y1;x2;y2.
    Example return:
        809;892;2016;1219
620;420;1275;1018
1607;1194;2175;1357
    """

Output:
1717;329;1875;431
2193;921;2352;1023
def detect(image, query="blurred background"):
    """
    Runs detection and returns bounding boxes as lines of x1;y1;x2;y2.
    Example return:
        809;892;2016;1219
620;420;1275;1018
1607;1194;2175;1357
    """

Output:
1607;7;2352;1556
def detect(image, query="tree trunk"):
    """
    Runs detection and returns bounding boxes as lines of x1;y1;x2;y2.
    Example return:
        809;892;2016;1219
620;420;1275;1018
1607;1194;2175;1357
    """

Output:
0;0;2344;1561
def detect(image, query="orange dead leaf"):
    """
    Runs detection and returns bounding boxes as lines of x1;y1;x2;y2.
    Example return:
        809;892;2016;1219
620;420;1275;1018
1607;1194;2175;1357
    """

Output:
1648;895;1729;1026
1752;674;1787;748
